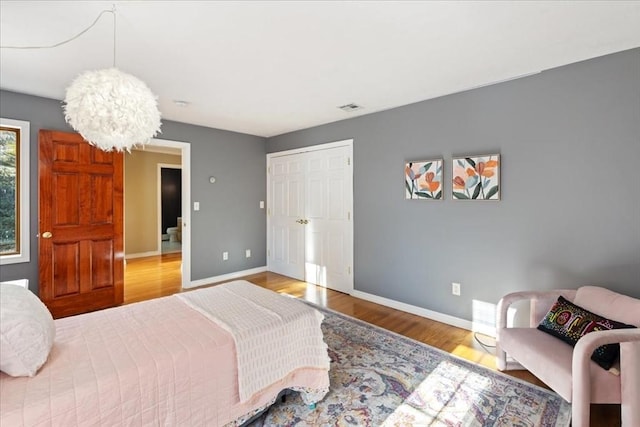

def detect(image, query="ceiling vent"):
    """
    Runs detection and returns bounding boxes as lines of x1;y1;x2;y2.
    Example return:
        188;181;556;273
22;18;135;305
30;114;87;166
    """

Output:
338;103;364;113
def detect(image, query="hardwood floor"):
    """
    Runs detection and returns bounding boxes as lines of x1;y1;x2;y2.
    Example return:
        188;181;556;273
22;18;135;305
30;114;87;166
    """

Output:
124;252;182;304
124;254;621;426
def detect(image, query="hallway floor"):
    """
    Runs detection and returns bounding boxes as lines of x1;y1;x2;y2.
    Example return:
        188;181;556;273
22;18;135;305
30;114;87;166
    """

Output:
161;240;181;254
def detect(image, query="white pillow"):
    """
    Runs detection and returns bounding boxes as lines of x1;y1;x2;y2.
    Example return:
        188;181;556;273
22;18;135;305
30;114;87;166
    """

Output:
0;284;55;377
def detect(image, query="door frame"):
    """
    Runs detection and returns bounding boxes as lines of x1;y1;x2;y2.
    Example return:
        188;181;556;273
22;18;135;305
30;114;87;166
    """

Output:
144;138;191;289
157;163;182;251
266;138;354;292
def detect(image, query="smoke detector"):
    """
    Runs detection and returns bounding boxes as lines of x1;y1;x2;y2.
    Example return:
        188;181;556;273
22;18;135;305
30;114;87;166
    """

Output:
338;103;364;112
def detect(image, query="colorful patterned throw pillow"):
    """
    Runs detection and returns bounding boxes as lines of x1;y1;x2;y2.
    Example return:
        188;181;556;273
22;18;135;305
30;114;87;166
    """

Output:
537;296;636;370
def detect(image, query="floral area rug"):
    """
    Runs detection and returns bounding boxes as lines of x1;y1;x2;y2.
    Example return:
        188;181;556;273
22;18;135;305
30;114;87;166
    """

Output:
248;306;571;427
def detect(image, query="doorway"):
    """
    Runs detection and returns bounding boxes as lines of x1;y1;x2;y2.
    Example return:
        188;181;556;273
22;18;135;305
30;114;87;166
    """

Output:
267;139;353;294
158;164;182;254
124;138;191;289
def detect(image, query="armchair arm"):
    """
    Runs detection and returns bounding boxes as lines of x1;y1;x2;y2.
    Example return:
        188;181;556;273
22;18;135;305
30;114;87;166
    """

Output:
495;289;576;371
496;289;576;331
571;328;640;427
573;328;640;385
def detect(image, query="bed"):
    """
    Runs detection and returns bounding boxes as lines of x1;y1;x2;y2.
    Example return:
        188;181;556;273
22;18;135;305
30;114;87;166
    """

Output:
0;280;330;426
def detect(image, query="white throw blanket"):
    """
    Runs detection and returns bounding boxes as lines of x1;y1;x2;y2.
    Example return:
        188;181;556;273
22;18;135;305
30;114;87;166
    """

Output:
176;280;330;402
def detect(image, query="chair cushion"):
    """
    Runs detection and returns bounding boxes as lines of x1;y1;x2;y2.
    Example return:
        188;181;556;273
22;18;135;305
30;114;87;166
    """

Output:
500;328;621;403
537;296;636;369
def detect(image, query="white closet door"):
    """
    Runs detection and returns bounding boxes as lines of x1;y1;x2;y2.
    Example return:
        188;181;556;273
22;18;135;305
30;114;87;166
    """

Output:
268;155;305;280
304;146;352;293
267;141;353;294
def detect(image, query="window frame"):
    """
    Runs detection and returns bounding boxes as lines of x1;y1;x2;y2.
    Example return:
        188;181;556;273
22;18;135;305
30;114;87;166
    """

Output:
0;118;30;265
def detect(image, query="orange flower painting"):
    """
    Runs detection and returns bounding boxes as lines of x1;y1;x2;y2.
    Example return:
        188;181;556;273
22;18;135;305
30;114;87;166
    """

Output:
405;159;443;200
452;155;500;200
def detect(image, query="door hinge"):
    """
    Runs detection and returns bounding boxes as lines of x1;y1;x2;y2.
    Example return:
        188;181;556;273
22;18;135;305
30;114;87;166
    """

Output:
347;157;351;166
348;266;351;274
267;249;270;257
267;208;271;216
347;211;351;220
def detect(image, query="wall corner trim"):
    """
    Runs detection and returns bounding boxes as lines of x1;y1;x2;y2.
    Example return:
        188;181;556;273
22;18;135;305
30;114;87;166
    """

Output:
186;266;268;289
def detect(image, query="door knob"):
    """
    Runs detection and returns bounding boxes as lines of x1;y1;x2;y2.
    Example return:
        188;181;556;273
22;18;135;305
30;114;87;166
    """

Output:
296;219;303;224
41;231;53;239
303;219;309;224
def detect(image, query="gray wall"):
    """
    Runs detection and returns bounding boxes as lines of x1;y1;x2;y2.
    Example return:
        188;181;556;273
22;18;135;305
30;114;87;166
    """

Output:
2;49;638;324
159;120;267;281
0;90;267;291
267;48;640;322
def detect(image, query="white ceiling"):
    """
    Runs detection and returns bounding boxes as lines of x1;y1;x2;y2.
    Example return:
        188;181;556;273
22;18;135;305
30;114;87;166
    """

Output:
1;1;639;138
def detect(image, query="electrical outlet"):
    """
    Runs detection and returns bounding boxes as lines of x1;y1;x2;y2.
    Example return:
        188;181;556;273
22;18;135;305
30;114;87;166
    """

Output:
245;249;251;258
452;282;461;296
222;251;228;261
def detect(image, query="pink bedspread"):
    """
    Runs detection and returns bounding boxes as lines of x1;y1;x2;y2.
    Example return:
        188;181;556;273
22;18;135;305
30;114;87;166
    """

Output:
0;293;329;426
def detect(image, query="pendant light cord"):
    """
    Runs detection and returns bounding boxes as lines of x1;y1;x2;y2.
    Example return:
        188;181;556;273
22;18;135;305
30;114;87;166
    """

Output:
1;6;116;53
112;5;117;67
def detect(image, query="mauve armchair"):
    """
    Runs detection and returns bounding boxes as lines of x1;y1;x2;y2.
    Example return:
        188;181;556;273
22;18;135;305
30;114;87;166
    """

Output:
496;286;640;427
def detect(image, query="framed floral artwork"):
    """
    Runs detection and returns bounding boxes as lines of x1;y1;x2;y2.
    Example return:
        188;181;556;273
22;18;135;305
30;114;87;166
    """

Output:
452;154;500;200
404;159;443;200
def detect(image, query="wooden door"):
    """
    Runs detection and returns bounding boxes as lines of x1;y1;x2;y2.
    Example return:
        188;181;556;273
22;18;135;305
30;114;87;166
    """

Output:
39;130;124;318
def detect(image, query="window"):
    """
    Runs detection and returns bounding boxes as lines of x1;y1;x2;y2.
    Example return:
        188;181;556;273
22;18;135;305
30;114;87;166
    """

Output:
0;118;29;265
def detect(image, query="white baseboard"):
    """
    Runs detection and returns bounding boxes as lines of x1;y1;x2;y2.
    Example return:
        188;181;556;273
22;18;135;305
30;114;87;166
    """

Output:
186;266;268;289
350;290;497;337
186;270;498;336
125;251;161;260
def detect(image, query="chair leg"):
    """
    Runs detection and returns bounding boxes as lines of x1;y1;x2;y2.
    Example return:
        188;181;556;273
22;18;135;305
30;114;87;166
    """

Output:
571;402;590;427
496;343;507;371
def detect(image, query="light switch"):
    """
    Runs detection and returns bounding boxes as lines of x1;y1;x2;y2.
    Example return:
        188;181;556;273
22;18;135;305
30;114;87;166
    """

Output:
194;201;200;211
260;201;264;209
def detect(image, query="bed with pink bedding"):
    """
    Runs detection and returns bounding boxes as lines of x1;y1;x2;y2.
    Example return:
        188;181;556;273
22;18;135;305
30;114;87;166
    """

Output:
0;280;330;426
